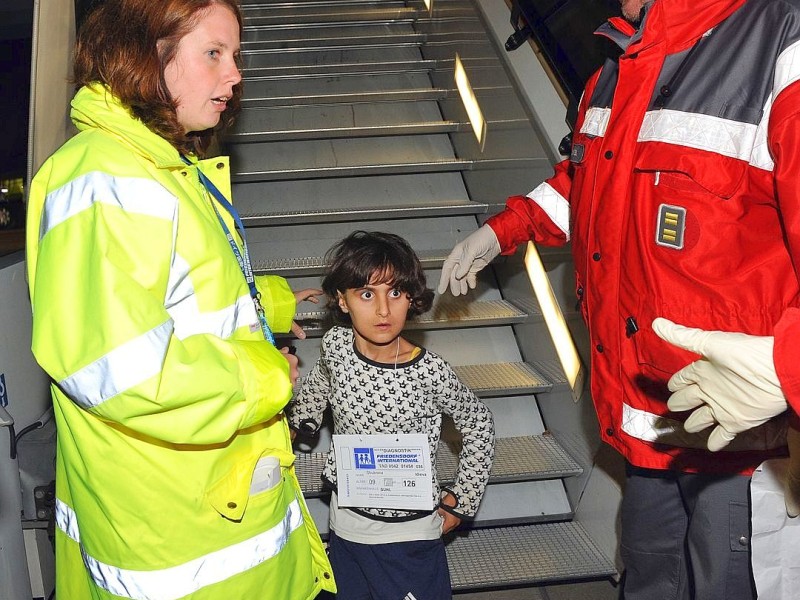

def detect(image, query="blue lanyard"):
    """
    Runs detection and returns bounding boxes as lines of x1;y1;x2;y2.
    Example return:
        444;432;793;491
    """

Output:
181;156;275;345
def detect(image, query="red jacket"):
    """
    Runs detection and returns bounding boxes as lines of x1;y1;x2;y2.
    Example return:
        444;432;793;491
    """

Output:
488;0;800;473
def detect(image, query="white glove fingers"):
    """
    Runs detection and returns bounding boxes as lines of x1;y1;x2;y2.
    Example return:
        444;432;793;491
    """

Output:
667;359;719;392
652;317;711;356
683;405;717;433
453;255;473;281
707;426;736;452
438;259;457;295
666;387;705;412
457;275;468;297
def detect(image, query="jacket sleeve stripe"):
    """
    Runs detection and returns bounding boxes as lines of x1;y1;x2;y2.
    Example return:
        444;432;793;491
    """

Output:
525;182;571;240
40;172;177;240
580;107;611;137
165;251;259;340
774;39;800;104
750;38;800;170
56;496;305;599
58;319;173;409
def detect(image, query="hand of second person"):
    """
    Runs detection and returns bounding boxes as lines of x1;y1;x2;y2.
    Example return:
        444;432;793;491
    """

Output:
437;225;501;296
280;346;299;386
294;288;323;304
437;492;462;535
291;288;323;340
652;317;787;451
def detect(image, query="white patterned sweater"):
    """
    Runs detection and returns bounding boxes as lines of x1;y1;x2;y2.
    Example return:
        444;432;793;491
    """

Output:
289;326;495;521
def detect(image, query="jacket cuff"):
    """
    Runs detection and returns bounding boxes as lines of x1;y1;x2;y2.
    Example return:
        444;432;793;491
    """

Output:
485;196;531;255
255;275;296;333
439;487;474;520
232;340;293;428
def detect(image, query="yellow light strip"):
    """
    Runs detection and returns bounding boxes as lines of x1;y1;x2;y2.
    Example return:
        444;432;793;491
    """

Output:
453;53;486;150
523;242;585;400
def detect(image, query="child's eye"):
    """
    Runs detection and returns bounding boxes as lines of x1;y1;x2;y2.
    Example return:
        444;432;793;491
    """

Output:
207;49;219;59
360;290;374;300
389;289;403;298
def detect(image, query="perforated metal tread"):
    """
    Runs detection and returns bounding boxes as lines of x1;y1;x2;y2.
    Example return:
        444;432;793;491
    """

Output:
229;117;529;143
240;85;515;108
239;200;487;227
446;522;617;590
294;299;530;335
293;433;581;497
452;362;552;397
241;6;421;27
438;434;582;484
231;156;545;183
254;248;449;276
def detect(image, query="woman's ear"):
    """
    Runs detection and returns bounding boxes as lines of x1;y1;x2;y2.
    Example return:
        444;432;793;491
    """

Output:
337;292;349;313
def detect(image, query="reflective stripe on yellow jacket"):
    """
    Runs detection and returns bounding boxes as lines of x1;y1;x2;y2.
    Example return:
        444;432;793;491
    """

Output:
26;84;334;599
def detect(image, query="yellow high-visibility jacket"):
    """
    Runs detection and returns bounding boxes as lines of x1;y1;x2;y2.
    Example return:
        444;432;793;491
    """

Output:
26;84;334;599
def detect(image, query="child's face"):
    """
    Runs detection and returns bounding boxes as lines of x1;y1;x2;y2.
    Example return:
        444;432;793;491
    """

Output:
338;279;412;351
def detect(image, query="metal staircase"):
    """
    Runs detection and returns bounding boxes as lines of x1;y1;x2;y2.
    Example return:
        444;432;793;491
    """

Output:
230;0;617;593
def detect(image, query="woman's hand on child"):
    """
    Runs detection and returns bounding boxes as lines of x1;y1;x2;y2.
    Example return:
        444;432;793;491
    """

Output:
437;492;462;534
280;346;299;385
291;288;323;339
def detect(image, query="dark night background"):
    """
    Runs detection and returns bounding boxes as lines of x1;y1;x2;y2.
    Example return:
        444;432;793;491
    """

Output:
0;1;33;182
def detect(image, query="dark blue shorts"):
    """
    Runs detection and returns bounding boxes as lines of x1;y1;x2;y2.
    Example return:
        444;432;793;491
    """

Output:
327;531;452;600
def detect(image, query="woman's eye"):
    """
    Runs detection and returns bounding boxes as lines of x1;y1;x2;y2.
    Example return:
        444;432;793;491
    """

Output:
207;49;219;59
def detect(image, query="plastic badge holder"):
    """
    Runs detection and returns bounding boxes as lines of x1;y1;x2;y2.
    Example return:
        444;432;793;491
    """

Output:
249;456;281;495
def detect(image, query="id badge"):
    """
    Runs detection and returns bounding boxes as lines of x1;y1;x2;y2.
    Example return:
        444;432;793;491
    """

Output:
333;433;434;511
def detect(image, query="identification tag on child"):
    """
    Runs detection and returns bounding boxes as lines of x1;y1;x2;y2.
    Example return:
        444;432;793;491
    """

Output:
333;433;434;510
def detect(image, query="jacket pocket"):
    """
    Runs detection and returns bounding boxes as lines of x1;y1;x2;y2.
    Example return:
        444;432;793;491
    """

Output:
629;303;698;381
634;143;746;200
207;449;295;521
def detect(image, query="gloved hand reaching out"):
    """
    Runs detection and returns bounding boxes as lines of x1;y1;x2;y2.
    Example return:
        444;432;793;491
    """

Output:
437;225;501;296
651;318;788;452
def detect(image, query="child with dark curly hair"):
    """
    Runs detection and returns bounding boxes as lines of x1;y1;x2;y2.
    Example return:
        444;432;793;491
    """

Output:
289;230;495;600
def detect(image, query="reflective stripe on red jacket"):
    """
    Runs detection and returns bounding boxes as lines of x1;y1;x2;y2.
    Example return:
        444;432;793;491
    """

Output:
489;0;800;473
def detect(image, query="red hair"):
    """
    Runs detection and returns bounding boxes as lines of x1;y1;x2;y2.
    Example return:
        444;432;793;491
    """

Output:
73;0;243;155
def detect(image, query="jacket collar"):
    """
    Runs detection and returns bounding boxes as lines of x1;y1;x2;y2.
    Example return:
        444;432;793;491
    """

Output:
70;83;187;169
600;0;745;53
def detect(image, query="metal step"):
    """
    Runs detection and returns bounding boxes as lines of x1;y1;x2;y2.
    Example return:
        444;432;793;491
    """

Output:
242;6;421;28
241;29;487;55
294;299;531;335
242;32;422;50
242;56;501;80
232;156;542;183
293;434;580;498
438;433;583;484
241;27;423;50
229;117;528;144
254;247;451;276
240;84;514;108
243;58;439;78
241;199;485;227
446;522;617;591
453;362;553;397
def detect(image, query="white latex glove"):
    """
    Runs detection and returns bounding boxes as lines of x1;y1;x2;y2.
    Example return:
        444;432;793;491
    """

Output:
437;225;501;296
652;317;788;452
787;427;800;518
